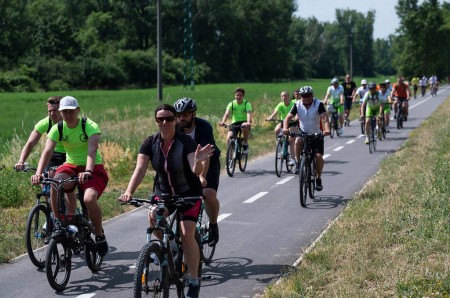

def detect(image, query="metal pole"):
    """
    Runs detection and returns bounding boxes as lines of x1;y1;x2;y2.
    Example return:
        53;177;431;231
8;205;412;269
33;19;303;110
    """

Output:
350;41;353;79
157;0;163;101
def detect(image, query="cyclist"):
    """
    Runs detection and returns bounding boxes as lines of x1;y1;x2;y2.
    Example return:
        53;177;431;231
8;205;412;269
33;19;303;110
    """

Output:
266;91;297;166
429;75;438;95
119;104;213;298
411;76;420;99
419;76;427;97
283;86;330;190
353;79;369;120
323;78;344;134
391;76;410;121
342;74;357;123
174;97;221;246
293;88;301;101
219;87;252;154
379;82;392;132
361;82;384;144
15;96;66;171
385;79;392;94
31;96;109;257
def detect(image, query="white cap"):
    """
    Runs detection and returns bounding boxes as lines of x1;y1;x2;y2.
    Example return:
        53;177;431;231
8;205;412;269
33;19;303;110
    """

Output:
361;79;367;84
59;96;79;111
385;79;390;83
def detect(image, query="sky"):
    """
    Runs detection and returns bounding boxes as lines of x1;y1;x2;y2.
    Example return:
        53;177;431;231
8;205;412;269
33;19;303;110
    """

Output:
295;0;401;39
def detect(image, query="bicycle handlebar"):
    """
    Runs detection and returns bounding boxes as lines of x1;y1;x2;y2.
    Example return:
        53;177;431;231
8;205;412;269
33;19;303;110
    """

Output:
121;194;202;208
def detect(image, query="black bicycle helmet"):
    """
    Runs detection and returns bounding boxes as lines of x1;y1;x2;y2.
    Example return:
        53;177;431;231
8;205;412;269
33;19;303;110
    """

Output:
368;82;377;89
174;97;197;113
299;86;314;95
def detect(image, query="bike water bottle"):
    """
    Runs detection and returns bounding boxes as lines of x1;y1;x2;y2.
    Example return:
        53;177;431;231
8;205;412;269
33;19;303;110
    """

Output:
170;240;178;260
68;225;78;237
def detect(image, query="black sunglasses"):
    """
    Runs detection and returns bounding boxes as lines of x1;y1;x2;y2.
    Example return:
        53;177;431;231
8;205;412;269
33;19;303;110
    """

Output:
48;100;60;104
177;112;192;118
156;116;175;123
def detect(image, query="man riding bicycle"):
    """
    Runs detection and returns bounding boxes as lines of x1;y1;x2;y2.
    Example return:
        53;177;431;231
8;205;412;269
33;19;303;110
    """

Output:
323;78;345;134
361;82;384;144
283;86;330;190
391;76;410;121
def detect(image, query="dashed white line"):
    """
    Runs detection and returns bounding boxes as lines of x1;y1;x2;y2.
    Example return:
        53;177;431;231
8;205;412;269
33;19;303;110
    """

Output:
356;134;365;139
217;213;232;222
276;176;295;185
346;140;355;144
333;146;344;151
77;294;96;298
323;154;331;159
243;192;268;203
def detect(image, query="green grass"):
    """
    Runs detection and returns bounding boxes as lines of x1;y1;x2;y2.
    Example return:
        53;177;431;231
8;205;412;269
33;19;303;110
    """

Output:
262;96;450;297
0;77;388;263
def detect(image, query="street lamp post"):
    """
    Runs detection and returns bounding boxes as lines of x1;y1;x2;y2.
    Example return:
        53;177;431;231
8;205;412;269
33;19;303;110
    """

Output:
349;28;354;79
157;0;162;101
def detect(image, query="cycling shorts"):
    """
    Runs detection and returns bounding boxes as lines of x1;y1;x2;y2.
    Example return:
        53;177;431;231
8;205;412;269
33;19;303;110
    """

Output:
47;152;66;169
328;102;344;114
229;121;248;136
281;120;298;129
56;164;109;198
366;107;381;117
153;190;202;223
344;98;353;110
204;156;220;191
300;135;324;156
383;105;391;114
413;85;418;91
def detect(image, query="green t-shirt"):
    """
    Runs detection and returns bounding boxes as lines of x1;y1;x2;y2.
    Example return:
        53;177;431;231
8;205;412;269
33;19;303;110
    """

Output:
226;100;252;123
48;118;103;166
274;100;295;120
34;116;65;154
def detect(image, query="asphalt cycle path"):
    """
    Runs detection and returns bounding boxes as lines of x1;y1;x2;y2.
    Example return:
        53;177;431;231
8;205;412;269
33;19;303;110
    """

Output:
0;87;447;298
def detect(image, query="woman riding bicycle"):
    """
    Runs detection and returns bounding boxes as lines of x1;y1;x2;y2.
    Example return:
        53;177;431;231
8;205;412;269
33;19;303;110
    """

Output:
118;104;213;298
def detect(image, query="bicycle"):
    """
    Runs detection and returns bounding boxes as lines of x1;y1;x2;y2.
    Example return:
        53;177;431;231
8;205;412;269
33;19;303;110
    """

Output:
327;104;342;138
380;112;387;140
367;115;379;154
395;97;406;129
221;123;248;177
266;119;294;177
296;132;323;207
16;164;56;268
123;194;203;298
430;84;438;96
42;176;103;291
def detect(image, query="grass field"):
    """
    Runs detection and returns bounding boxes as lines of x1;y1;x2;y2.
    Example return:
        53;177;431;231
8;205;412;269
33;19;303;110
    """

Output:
0;77;390;262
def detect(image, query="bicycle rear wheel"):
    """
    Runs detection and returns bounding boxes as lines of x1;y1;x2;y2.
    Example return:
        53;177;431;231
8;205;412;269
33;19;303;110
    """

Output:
45;237;72;291
134;242;169;298
299;157;309;207
238;146;248;172
308;158;316;199
84;230;103;272
226;141;236;177
329;116;335;138
369;121;375;154
334;114;341;136
25;203;51;268
199;207;215;264
275;141;283;177
396;111;402;129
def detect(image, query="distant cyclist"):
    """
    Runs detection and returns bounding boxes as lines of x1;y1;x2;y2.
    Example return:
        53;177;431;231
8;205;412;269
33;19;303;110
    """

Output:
174;97;221;246
391;76;410;121
353;79;369;119
266;91;297;166
411;76;419;99
323;78;344;134
419;76;427;97
283;86;330;190
219;87;252;154
378;82;392;132
361;82;384;144
342;74;357;123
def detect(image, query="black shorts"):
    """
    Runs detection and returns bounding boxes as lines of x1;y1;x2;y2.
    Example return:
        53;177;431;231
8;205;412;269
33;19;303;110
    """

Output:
229;121;246;136
344;98;353;110
47;152;66;169
281;120;298;129
312;137;324;156
204;157;220;191
413;85;418;91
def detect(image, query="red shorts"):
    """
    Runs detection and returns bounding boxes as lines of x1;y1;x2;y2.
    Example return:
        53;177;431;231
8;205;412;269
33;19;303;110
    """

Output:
56;164;109;198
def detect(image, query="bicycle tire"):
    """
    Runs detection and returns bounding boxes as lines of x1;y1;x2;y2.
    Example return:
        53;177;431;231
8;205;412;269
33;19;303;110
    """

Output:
299;157;309;207
369;120;375;154
84;231;103;272
274;141;283;177
226;140;236;177
238;145;248;172
329;115;335;138
308;158;316;199
396;111;402;129
45;237;72;291
25;203;51;268
134;242;169;298
334;114;341;137
199;207;215;264
360;120;365;135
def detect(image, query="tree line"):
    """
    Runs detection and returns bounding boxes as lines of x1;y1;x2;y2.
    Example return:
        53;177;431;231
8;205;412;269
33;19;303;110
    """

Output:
0;0;448;92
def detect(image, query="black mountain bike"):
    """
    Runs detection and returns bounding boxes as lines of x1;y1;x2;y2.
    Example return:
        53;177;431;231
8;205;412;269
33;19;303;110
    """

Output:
42;176;103;291
368;115;378;154
297;132;323;207
380;112;387;139
327;104;342;138
16;165;56;268
266;119;294;177
197;201;215;264
395;98;406;129
125;194;203;298
222;124;248;177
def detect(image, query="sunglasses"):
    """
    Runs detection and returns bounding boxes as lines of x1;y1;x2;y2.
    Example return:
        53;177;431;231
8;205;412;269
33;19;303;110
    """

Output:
300;93;313;98
48;100;60;104
156;116;175;123
177;112;192;118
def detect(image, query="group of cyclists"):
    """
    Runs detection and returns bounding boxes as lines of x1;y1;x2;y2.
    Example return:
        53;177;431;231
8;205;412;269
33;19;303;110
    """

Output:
13;73;438;296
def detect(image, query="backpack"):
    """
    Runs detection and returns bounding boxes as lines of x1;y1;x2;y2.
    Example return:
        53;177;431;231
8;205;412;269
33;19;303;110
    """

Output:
47;118;52;133
58;117;88;141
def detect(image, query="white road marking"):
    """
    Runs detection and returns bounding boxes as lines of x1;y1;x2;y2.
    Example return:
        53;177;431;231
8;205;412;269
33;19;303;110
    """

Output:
217;213;232;222
346;140;355;144
323;154;331;159
357;134;365;139
333;146;344;151
77;294;96;298
243;192;268;203
276;176;295;185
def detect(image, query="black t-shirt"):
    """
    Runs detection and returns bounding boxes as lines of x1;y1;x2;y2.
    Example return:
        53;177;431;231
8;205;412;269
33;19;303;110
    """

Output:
192;117;220;159
342;81;357;98
139;131;202;196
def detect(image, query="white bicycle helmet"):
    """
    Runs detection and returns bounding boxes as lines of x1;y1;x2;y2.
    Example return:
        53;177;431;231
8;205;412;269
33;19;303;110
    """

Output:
331;78;339;84
299;86;314;95
174;97;197;113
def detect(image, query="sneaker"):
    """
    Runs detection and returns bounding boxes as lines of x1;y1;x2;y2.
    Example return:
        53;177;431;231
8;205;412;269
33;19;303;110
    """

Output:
294;162;300;174
316;178;323;191
186;283;200;298
365;137;369;144
95;234;109;257
242;144;249;154
338;128;343;135
288;158;296;166
208;223;219;246
386;125;390;133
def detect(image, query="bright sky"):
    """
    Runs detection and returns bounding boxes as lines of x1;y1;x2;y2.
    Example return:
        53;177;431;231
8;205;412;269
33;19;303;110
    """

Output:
295;0;401;39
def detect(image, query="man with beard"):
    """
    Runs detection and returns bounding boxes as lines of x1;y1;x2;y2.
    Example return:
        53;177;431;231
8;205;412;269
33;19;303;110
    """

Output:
174;98;221;246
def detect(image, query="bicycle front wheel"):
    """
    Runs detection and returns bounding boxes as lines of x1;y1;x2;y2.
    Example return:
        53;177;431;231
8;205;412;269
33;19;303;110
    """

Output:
238;147;248;172
134;242;169;298
275;141;283;177
308;158;316;199
26;203;51;268
199;207;215;264
329;116;335;138
45;237;72;291
226;141;236;177
299;157;309;207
